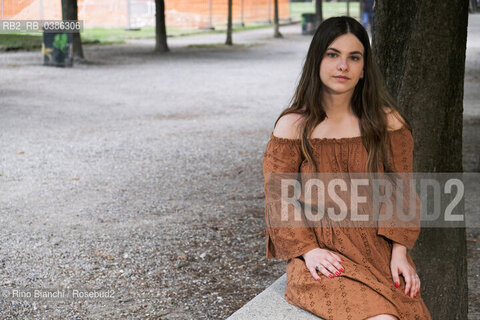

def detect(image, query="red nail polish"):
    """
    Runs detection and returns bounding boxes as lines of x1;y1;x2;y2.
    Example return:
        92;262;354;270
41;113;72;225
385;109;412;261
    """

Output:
316;278;321;282
394;282;399;288
339;268;345;272
328;274;333;279
413;294;417;298
335;271;340;276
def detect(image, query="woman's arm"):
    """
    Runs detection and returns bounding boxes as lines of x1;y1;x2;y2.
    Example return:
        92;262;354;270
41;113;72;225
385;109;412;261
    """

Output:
381;110;421;298
263;113;320;260
266;113;345;281
377;108;420;248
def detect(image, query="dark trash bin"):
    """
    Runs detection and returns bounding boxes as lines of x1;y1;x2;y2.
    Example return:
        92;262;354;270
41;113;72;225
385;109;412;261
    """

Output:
301;13;316;35
42;32;73;67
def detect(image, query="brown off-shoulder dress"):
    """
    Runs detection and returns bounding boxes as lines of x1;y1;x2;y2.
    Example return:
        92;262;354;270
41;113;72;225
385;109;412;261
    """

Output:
262;126;432;320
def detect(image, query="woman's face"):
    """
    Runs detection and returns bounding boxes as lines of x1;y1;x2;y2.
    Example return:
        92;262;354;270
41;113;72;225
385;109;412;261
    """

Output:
319;33;365;95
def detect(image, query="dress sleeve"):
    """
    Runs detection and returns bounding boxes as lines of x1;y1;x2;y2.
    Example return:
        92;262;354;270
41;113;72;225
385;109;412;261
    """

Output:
263;134;319;260
376;127;420;249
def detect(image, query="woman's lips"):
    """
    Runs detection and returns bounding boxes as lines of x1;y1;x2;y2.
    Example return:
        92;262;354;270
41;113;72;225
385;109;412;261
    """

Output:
333;76;350;82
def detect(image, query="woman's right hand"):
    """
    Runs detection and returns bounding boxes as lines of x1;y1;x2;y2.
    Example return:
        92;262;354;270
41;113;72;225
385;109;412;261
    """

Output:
302;248;345;281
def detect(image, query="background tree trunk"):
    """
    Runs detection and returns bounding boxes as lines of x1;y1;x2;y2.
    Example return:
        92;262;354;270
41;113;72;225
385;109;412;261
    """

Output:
346;0;350;16
469;0;478;12
315;0;323;28
61;0;84;59
360;0;364;21
373;1;469;319
226;0;233;45
154;0;169;52
273;0;282;38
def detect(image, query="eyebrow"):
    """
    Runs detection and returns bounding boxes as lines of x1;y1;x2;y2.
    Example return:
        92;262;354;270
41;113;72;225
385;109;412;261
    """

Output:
327;47;363;56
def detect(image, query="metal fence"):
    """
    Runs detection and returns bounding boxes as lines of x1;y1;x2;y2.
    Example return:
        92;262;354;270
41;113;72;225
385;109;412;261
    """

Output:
0;0;291;29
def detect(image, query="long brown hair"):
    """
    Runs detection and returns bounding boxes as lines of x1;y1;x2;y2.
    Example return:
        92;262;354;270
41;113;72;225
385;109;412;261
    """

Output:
275;16;410;173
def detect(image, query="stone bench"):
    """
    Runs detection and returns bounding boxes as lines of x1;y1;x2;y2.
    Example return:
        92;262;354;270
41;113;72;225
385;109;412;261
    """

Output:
227;273;324;320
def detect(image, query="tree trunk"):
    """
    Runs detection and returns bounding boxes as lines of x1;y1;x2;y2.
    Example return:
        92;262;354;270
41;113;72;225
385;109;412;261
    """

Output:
273;0;283;38
346;0;350;16
226;0;233;45
315;0;323;29
469;0;478;12
373;1;468;319
360;0;364;20
61;0;84;59
154;0;169;52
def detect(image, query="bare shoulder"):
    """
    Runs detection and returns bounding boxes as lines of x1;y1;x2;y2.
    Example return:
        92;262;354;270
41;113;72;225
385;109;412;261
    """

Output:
382;106;406;131
273;113;303;139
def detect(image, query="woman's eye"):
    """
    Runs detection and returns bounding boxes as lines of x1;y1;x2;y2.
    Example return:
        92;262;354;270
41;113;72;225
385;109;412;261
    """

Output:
351;56;360;61
327;53;337;58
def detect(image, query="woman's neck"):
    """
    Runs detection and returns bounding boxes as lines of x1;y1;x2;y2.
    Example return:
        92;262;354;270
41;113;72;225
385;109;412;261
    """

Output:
321;91;355;122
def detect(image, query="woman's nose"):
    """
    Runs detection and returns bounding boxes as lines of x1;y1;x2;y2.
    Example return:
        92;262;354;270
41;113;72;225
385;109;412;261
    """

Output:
337;58;348;71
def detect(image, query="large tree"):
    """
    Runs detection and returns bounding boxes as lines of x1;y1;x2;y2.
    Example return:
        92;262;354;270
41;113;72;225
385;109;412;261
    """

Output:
373;1;469;319
154;0;169;52
61;0;84;59
273;0;282;38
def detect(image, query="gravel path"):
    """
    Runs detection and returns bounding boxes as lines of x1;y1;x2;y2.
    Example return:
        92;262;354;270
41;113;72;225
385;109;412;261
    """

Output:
0;18;479;319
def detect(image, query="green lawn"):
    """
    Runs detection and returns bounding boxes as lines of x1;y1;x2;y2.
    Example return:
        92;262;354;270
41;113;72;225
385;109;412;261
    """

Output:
290;1;360;22
81;26;211;43
0;34;43;50
0;2;360;51
79;23;278;43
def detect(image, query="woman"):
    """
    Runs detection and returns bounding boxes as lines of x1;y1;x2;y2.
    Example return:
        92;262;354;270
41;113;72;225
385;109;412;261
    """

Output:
262;16;432;320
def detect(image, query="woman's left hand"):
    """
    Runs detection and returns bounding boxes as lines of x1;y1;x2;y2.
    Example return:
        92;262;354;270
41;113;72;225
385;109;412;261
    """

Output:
390;243;420;298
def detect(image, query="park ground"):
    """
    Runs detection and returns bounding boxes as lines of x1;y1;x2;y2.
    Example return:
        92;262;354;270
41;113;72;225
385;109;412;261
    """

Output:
0;12;479;320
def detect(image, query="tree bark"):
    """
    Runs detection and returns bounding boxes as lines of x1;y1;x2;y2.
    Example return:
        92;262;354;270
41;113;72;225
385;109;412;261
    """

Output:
373;1;468;319
226;0;233;45
61;0;84;59
273;0;282;38
315;0;323;28
346;0;350;16
154;0;169;52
